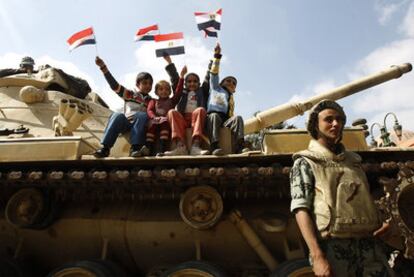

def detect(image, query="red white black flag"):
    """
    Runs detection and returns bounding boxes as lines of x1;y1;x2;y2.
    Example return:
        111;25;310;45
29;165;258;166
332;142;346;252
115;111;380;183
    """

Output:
134;24;159;41
154;32;185;57
194;9;222;37
67;27;96;51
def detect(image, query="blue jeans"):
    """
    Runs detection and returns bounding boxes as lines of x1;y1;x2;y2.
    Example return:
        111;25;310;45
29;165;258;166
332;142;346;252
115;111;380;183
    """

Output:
101;112;148;148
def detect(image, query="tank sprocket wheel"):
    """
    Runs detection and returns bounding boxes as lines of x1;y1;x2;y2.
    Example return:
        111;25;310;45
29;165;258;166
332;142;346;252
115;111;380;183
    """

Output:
270;258;313;277
5;188;46;228
161;260;228;277
377;164;414;259
179;185;223;230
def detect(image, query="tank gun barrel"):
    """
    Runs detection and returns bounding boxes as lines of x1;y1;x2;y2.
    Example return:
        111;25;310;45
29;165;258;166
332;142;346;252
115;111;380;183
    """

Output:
244;63;412;134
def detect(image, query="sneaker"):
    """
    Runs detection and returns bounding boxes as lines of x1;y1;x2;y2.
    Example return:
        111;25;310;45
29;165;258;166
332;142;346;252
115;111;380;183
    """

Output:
129;149;141;157
190;145;210;155
236;139;251;154
139;145;151;156
94;147;110;158
163;145;188;156
212;148;224;156
239;147;250;154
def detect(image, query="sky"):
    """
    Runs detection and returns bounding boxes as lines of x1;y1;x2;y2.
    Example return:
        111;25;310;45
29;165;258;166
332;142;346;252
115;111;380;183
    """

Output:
1;0;414;139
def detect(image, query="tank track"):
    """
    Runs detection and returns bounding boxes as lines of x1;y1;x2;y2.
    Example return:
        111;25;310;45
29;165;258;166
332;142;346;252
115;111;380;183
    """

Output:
0;155;294;202
0;154;409;202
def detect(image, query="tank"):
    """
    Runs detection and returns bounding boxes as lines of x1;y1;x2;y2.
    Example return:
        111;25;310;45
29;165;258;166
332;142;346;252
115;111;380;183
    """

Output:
0;63;413;276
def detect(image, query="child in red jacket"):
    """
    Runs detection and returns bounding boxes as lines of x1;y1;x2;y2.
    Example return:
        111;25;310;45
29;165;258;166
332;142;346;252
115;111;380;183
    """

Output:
146;66;187;155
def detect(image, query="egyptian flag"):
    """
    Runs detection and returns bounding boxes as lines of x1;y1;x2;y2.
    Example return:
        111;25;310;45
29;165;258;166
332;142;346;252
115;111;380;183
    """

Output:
67;27;96;51
203;27;219;38
134;24;159;41
194;9;222;37
154;32;185;57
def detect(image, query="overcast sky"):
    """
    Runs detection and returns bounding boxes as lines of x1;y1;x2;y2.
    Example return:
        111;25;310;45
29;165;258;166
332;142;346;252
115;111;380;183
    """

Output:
1;0;414;137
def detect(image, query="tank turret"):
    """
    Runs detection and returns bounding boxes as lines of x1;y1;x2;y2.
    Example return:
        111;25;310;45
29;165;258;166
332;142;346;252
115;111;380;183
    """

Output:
244;63;412;134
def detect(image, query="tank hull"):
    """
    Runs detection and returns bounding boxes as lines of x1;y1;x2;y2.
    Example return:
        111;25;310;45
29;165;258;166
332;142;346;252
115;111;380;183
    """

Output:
0;152;413;275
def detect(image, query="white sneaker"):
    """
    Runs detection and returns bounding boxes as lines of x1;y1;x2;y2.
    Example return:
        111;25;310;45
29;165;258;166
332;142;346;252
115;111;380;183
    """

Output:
163;145;188;156
190;145;210;155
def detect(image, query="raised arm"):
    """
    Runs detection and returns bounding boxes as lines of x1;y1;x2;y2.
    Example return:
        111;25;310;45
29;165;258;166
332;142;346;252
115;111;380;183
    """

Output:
201;59;212;97
164;55;179;92
209;43;222;90
95;56;129;98
171;66;187;106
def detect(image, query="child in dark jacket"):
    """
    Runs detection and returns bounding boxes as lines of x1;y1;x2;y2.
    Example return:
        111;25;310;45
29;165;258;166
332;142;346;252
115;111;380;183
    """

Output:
205;44;249;155
163;58;211;156
146;66;187;155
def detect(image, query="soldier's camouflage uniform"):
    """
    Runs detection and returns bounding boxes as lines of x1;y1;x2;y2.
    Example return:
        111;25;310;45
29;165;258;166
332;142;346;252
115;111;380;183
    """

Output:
290;157;394;277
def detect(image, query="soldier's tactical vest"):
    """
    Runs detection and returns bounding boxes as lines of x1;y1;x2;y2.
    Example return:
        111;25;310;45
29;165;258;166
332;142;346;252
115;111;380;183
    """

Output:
294;140;381;238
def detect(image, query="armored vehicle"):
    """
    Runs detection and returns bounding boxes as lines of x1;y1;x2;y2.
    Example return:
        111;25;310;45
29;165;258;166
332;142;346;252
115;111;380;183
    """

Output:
0;63;413;276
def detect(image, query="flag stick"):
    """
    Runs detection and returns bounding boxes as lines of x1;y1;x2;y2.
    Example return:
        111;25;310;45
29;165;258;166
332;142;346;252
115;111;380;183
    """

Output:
94;36;99;56
217;9;221;44
95;43;99;57
92;27;99;56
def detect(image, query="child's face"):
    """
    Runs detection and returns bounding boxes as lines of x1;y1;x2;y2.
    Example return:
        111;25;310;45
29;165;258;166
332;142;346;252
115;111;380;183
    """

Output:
137;79;153;94
222;78;237;93
185;75;200;92
156;84;171;98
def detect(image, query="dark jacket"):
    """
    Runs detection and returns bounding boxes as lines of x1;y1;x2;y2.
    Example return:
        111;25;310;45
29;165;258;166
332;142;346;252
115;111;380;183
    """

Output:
166;63;210;114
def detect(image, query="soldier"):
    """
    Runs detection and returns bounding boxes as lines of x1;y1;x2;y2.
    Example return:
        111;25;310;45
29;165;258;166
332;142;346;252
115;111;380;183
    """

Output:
290;100;393;276
0;56;37;78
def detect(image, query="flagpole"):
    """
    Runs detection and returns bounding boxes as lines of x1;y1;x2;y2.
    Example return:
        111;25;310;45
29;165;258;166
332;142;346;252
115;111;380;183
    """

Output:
95;43;99;57
217;8;221;44
93;31;99;57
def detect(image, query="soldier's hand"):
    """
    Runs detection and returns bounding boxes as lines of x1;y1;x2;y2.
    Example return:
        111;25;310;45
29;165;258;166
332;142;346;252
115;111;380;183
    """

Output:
312;255;333;277
180;65;187;78
373;222;391;238
163;55;172;64
95;56;105;67
214;43;221;55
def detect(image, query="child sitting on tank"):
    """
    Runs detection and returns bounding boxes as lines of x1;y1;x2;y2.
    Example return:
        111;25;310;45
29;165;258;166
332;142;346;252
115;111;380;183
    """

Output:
146;65;187;156
94;56;154;158
163;59;211;156
205;43;249;155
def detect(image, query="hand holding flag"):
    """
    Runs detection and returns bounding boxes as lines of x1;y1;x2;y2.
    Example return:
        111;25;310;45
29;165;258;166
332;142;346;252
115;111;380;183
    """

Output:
95;56;105;68
214;43;221;55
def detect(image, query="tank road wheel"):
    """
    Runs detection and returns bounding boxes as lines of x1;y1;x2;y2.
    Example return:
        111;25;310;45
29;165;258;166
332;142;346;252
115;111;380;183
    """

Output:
48;260;128;277
161;261;228;277
5;188;46;228
270;258;313;277
179;185;223;230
